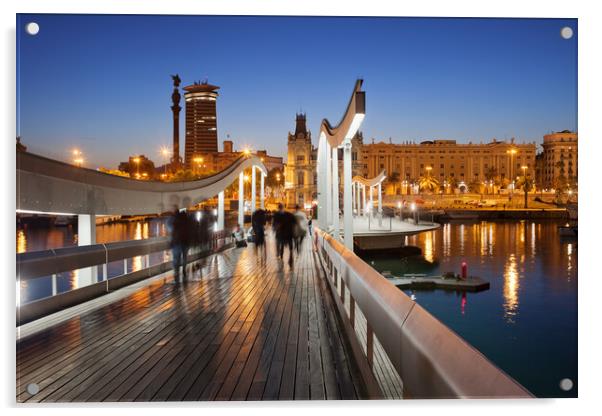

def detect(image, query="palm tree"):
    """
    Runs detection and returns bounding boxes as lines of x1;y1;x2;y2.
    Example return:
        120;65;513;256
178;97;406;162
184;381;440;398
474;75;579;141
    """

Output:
418;175;440;194
516;175;534;208
445;176;458;194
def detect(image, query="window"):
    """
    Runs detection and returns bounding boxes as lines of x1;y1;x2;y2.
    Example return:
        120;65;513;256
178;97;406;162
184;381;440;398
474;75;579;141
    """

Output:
440;164;444;168
296;155;305;163
297;172;304;186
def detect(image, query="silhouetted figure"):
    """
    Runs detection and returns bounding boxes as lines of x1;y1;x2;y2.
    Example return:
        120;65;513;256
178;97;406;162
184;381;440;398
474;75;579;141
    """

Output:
169;206;191;283
199;206;215;251
307;216;313;236
252;208;267;258
293;205;308;253
273;203;296;266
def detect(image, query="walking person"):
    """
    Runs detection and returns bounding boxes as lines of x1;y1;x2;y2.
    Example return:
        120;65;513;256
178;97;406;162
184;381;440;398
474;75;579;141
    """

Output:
293;204;308;253
307;215;313;236
168;205;191;283
251;208;267;259
272;203;296;267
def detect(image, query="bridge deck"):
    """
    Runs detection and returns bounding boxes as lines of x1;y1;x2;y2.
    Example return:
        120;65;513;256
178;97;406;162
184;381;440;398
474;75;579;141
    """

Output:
17;234;370;402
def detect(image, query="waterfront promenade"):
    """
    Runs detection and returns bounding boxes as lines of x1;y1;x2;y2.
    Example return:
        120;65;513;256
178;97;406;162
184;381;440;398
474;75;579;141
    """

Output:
16;236;371;402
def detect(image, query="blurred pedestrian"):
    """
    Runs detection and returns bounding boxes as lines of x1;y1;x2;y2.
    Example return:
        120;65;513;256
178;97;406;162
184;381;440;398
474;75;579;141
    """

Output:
273;203;296;266
252;208;267;258
168;205;191;283
307;215;313;236
293;204;307;253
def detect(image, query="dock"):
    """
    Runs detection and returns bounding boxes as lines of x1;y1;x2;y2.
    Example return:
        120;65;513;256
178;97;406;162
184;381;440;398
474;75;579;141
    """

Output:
383;273;490;292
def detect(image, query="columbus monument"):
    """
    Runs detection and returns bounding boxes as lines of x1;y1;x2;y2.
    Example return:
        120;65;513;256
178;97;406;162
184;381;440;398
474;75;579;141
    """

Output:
170;74;183;171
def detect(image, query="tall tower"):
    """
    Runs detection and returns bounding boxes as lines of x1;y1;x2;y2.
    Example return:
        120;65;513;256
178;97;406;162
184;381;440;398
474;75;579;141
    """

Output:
170;74;182;170
183;80;219;167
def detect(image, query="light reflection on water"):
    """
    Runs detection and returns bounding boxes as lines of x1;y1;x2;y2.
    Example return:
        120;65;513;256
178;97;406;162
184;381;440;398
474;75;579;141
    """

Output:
503;253;519;323
361;220;577;398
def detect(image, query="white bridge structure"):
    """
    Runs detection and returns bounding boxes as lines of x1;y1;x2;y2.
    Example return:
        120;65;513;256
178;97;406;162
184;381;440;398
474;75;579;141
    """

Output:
317;79;366;249
17;151;267;289
352;170;386;217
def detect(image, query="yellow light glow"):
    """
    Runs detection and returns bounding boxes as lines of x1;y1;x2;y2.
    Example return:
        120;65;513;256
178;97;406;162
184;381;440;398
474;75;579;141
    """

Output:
503;254;520;323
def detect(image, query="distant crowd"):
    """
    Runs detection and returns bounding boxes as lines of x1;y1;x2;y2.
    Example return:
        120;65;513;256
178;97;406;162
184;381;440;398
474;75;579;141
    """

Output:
168;203;312;282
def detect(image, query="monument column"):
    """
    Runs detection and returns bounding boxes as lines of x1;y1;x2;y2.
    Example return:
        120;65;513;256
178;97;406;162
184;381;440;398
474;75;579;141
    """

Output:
170;74;182;171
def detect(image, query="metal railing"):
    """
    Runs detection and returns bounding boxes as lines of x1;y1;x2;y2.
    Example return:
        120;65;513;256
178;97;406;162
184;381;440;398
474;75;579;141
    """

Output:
17;231;231;325
314;227;532;399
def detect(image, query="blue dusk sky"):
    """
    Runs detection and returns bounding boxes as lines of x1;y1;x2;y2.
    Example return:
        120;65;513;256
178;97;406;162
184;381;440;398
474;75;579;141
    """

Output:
17;14;577;168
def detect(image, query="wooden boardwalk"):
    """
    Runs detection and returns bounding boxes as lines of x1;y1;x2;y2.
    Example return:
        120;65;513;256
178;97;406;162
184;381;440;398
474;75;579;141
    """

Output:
16;234;371;402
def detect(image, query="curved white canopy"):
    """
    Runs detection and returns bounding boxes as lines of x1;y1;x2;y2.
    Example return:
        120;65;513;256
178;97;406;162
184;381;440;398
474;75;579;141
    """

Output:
17;151;267;216
352;170;387;187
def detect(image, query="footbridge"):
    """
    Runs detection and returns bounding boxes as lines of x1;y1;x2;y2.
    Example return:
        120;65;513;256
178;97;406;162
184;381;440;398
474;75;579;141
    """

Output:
16;81;532;401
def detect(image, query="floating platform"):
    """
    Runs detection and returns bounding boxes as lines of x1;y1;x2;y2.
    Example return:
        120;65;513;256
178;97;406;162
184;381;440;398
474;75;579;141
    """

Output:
339;216;440;250
381;272;490;292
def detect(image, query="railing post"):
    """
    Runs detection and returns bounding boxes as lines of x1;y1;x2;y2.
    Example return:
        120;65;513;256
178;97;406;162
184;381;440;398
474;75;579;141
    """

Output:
123;258;128;275
367;323;374;368
51;274;57;296
340;278;346;304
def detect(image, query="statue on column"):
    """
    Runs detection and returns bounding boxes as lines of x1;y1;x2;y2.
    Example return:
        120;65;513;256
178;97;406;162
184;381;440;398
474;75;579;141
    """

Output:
170;74;182;171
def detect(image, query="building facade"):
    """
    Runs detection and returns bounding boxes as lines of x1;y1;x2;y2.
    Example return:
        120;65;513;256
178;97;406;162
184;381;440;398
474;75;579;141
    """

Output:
183;81;219;167
540;130;578;190
190;140;284;176
361;138;537;187
284;113;364;207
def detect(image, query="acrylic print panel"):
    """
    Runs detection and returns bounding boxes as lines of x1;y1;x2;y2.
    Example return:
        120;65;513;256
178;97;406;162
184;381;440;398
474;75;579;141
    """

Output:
16;14;577;401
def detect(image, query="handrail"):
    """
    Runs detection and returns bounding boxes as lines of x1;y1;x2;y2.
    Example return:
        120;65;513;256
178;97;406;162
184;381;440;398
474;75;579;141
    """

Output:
17;231;227;282
314;227;532;399
17;237;169;281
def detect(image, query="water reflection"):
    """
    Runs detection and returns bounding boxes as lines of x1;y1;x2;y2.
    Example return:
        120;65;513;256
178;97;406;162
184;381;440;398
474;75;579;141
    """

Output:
363;220;577;398
424;231;434;263
17;230;27;253
503;254;519;323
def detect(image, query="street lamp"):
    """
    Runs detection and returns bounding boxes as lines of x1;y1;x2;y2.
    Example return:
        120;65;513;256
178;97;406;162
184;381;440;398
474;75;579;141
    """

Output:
133;157;141;178
160;146;171;177
72;149;84;167
507;148;517;196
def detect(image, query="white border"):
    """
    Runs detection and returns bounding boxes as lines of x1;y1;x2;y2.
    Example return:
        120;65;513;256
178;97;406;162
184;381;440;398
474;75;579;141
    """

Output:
2;1;601;415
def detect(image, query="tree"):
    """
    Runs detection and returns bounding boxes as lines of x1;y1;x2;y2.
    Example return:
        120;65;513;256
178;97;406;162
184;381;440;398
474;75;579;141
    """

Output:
484;166;498;182
516;175;534;208
265;167;284;188
418;175;439;194
445;176;458;194
167;169;198;182
98;167;130;178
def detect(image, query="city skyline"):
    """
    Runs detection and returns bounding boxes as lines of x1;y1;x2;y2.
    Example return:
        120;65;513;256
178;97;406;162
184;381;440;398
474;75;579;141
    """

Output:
17;14;577;168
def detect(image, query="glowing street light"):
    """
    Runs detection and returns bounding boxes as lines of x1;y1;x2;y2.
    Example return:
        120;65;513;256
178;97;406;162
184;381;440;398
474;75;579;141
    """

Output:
133;157;141;177
243;148;251;157
160;146;171;177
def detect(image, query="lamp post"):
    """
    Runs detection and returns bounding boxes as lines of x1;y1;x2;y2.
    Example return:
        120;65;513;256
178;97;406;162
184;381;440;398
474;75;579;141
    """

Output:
160;147;170;177
72;149;84;167
133;157;141;179
507;148;517;197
